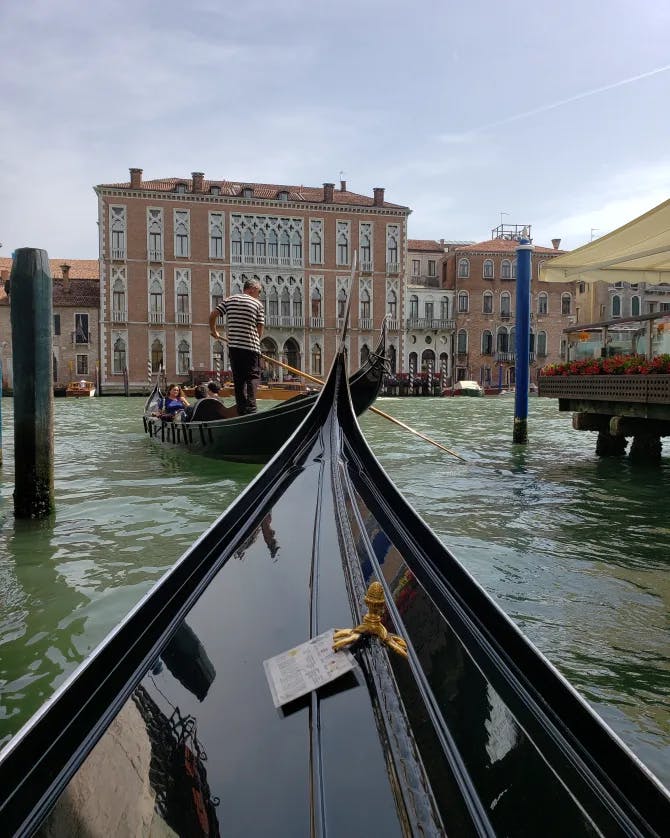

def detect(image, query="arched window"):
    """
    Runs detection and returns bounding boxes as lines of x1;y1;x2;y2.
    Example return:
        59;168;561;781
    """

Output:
482;330;493;354
293;288;303;319
261;337;278;363
458;258;470;278
231;226;242;259
387;234;398;265
176;279;189;321
243;229;254;261
512;261;516;278
501;259;512;279
279;230;291;261
311;343;322;375
112;278;126;319
151;338;163;372
268;286;279;317
612;295;621;317
254;229;266;262
149;279;163;322
387;344;397;373
500;292;511;317
210;280;224;312
291;230;302;262
483;259;494;279
281;287;291;317
177;339;190;375
561;293;572;315
310;230;322;264
458;291;469;313
631;295;640;316
537;331;547;357
408;351;418;372
268;229;278;261
440;296;449;320
337;231;349;265
337;287;347;318
360;288;371;320
311;286;322;318
421;349;435;371
387;289;397;318
360;233;371;267
483;291;493;314
409;294;419;319
360;344;370;365
457;329;468;354
537;292;548;315
113;337;126;374
283;338;300;371
497;327;509;353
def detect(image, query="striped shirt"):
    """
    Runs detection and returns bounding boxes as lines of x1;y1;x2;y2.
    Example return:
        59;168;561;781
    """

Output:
216;293;265;352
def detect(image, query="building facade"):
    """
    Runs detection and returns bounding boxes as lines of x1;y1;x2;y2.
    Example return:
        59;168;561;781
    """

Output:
95;169;410;392
0;259;99;391
444;226;574;387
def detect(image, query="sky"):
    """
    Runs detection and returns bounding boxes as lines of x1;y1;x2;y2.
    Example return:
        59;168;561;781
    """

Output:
1;0;670;258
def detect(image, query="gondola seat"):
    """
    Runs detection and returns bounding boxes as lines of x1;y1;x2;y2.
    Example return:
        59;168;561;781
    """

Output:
189;399;237;421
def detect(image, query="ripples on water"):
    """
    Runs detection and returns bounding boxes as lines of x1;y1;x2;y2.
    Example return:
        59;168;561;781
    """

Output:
0;395;668;785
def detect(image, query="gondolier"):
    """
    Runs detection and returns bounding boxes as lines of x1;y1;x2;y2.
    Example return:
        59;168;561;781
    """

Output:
209;278;265;415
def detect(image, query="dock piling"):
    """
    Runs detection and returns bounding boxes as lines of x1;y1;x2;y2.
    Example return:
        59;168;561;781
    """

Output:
513;236;534;443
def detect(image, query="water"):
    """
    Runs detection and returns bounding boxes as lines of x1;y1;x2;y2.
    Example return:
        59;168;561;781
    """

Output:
0;395;668;787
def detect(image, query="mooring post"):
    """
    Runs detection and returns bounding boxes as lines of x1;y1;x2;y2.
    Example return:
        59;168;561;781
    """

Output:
513;236;534;443
10;248;55;517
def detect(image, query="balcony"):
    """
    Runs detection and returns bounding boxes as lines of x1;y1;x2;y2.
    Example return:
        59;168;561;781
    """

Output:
149;311;164;324
359;317;373;331
406;317;455;331
387;262;399;275
111;309;127;323
495;351;536;363
148;249;163;262
360;261;373;274
231;253;304;269
310;316;324;329
385;318;399;331
500;312;513;321
111;249;126;261
267;315;304;329
176;312;191;325
408;276;440;288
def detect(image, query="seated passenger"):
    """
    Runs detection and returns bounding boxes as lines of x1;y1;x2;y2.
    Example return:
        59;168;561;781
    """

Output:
183;384;207;421
206;381;221;399
159;384;190;419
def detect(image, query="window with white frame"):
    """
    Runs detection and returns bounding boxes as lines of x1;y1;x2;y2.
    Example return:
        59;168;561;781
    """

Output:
458;291;469;313
631;295;640;316
175;269;191;324
360;288;371;320
386;225;399;268
311;342;322;375
458;258;470;278
76;354;89;376
482;330;493;354
113;335;127;374
409;295;418;319
210;270;225;312
310;219;323;264
110;206;126;259
440;296;449;320
428;260;436;277
147;208;163;260
483;259;494;279
501;259;512;279
174;210;190;257
457;330;467;354
337;287;347;318
293;288;303;319
209;212;224;258
538;292;548;315
149;269;164;323
612;295;621;317
177;339;190;374
412;259;421;276
425;300;434;321
151;338;164;372
537;331;547;356
483;291;493;314
500;292;511;316
336;221;350;266
497;327;509;353
75;313;90;344
387;288;397;318
561;293;572;315
360;222;372;270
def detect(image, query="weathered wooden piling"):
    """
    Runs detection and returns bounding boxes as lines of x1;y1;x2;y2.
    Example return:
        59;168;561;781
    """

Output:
10;248;55;517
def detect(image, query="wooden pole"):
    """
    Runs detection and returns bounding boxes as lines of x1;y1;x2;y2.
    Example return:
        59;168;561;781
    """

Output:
10;248;55;517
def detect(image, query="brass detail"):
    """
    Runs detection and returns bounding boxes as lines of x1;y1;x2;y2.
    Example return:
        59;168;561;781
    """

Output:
333;581;408;659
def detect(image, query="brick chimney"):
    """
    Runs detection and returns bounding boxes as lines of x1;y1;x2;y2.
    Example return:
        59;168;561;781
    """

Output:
340;179;347;192
323;183;335;203
373;187;385;206
129;168;143;189
551;238;561;250
192;171;204;193
60;264;71;292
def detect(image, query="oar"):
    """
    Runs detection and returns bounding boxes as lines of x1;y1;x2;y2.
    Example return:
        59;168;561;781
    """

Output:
245;344;466;462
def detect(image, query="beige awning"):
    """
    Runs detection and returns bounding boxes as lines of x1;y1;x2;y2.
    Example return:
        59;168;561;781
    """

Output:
540;198;670;285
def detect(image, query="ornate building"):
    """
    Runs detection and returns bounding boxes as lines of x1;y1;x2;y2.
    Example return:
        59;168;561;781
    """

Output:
95;170;410;391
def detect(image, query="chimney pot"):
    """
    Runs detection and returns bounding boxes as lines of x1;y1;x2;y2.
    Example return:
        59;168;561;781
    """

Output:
192;171;204;193
323;182;335;203
551;238;561;250
129;168;143;189
340;179;347;192
373;187;385;206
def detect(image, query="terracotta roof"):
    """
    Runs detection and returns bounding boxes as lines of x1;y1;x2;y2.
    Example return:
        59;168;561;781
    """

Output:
454;239;564;255
0;277;99;307
0;257;99;280
96;177;409;210
408;239;444;252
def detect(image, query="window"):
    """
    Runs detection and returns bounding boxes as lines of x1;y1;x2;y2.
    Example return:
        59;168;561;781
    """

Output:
412;259;421;276
279;231;290;261
211;185;221;196
242;187;253;198
309;219;323;264
387;289;397;318
293;289;303;319
360;289;371;320
440;297;449;320
174;210;190;257
337;221;350;266
457;330;467;354
75;313;89;344
268;230;278;261
268;287;279;317
54;314;61;336
458;291;469;313
501;259;511;279
231;227;242;259
147;208;163;260
278;190;288;201
177;340;190;375
483;259;494;279
112;280;126;319
631;295;640;316
176;287;190;322
425;301;434;321
311;343;322;375
537;331;547;357
538;292;548;315
497;327;509;353
311;286;322;318
458;258;470;278
482;330;493;354
151;339;164;372
337;287;347;318
483;292;493;314
561;293;571;316
360;224;372;268
291;231;302;262
110;205;126;258
578;282;586;293
612;295;621;317
113;337;126;374
281;287;291;317
149;271;164;323
176;183;186;194
76;354;88;376
409;295;419;319
209;212;224;258
360;344;370;366
428;260;436;277
386;225;399;267
500;293;511;317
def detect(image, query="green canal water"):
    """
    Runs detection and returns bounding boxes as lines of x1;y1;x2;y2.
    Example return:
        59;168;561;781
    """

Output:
0;395;668;786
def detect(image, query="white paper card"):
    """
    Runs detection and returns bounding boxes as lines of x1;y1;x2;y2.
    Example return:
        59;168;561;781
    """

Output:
263;629;357;708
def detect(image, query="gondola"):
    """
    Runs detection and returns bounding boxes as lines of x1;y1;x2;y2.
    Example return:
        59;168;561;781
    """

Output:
142;324;387;463
2;347;669;837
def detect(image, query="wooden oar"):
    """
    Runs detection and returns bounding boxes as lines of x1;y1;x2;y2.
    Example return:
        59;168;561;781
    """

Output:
247;345;466;462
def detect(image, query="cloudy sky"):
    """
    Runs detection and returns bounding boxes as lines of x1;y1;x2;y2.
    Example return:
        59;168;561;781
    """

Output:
1;0;670;258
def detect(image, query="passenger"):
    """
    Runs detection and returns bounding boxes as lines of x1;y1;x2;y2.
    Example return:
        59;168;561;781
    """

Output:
160;384;190;419
208;278;264;415
206;381;221;399
183;384;207;420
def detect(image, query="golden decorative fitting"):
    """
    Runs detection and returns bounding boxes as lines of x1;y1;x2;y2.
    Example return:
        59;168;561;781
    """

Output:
577;331;590;342
333;581;408;659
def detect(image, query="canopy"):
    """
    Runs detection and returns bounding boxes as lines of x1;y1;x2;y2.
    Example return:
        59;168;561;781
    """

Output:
540;198;670;285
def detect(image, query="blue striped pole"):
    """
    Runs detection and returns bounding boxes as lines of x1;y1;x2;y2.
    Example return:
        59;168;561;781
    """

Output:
514;235;534;442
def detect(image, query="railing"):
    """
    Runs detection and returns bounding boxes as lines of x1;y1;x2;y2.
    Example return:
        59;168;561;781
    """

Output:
111;309;127;323
266;315;304;328
310;316;324;328
359;318;373;330
408;276;440;288
387;262;399;274
500;312;512;321
385;318;399;331
176;312;191;325
495;351;536;363
149;311;164;324
337;318;346;329
406;317;455;330
148;249;163;262
360;261;373;274
229;253;304;269
111;249;126;261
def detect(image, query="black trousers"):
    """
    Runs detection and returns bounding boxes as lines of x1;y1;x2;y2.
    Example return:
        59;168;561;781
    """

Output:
229;348;261;415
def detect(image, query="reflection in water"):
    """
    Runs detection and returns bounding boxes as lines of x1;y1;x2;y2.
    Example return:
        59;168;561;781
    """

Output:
158;622;216;703
235;513;279;561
